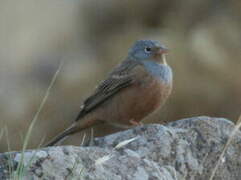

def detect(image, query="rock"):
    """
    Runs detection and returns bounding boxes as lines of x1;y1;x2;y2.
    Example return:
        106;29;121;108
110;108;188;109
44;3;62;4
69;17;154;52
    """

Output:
0;116;241;180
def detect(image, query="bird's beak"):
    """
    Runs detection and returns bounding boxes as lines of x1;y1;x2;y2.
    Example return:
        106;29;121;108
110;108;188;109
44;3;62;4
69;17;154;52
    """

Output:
153;46;168;64
156;47;169;55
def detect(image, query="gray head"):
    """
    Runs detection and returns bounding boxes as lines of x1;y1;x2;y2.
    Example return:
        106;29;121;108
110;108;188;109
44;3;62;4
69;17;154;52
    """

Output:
128;40;168;63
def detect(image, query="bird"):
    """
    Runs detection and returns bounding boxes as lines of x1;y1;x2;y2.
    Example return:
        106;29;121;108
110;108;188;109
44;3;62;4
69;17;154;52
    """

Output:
45;40;173;146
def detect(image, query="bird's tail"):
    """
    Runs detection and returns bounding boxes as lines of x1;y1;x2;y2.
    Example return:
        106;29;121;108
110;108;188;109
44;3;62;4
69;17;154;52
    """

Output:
44;117;101;147
44;123;77;147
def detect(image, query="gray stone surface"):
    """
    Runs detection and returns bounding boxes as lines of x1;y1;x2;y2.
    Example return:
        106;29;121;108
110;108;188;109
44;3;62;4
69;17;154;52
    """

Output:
0;116;241;180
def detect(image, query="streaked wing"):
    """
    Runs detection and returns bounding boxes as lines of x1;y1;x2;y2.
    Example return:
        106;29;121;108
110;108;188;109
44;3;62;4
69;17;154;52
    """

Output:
75;59;139;121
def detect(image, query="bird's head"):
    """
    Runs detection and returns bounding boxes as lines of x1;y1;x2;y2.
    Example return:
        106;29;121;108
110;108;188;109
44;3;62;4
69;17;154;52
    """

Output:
128;40;168;64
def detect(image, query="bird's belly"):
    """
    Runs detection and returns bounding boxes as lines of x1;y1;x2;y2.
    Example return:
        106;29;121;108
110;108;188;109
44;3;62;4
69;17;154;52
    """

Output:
103;77;171;125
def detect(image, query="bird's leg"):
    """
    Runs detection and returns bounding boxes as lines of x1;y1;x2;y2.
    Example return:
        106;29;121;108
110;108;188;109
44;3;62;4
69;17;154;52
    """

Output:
106;119;143;129
129;119;143;126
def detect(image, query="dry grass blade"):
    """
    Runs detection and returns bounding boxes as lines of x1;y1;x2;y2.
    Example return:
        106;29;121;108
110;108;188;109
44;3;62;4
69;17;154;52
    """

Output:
22;60;64;149
209;114;241;180
94;136;139;167
95;154;113;166
80;133;87;146
15;60;64;178
0;128;4;142
114;137;138;149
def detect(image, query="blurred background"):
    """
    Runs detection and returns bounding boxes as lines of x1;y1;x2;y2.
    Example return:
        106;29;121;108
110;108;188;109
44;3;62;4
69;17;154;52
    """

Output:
0;0;241;151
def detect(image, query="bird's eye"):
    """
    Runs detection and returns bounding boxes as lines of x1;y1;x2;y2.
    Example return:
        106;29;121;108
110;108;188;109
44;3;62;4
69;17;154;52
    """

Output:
145;47;151;53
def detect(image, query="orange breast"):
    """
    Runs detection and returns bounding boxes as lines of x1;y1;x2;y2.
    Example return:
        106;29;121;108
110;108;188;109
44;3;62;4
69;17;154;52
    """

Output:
125;77;171;123
100;74;172;125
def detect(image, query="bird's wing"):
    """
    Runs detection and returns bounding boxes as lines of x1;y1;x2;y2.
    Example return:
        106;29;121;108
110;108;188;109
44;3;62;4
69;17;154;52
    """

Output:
75;60;140;121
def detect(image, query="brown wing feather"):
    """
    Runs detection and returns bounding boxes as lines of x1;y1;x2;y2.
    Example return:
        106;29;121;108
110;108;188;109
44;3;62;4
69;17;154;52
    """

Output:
75;59;139;121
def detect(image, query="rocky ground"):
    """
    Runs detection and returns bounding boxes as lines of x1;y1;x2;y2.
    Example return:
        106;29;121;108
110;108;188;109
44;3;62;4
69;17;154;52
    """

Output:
0;116;241;180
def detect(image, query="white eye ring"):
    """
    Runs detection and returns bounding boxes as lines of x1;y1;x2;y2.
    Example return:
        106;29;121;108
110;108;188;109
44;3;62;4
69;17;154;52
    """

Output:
145;47;151;53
